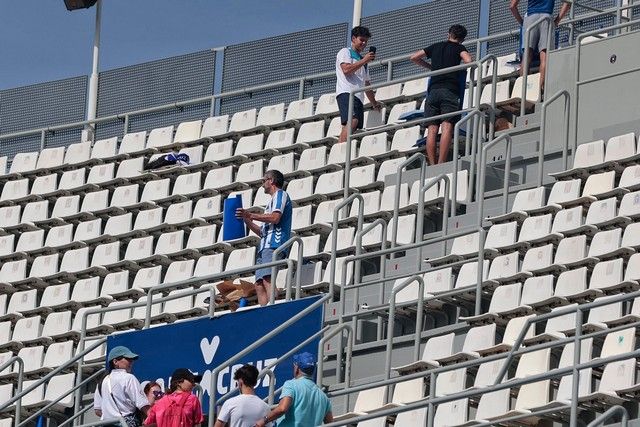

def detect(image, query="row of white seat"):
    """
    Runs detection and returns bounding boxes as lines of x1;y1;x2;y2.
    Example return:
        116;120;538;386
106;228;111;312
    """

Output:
0;145;415;206
342;333;637;426
554;132;638;179
0;95;425;182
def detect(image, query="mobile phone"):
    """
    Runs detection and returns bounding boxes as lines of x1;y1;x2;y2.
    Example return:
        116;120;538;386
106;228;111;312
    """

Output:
369;46;377;54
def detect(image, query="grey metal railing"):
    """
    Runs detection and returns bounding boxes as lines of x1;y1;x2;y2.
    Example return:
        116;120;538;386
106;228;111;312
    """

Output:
0;338;105;425
588;405;629;427
0;355;24;424
539;89;571;184
573;19;640;149
207;293;333;427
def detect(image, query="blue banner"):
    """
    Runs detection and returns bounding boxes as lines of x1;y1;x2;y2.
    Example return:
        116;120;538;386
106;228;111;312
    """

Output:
106;296;323;410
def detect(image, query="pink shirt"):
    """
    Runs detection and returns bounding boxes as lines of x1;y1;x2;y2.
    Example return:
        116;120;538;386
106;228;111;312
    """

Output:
144;392;204;427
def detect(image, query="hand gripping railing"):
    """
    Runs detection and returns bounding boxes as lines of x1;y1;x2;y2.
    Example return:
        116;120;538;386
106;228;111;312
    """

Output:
206;292;332;427
0;355;24;424
271;235;304;301
539;89;571;185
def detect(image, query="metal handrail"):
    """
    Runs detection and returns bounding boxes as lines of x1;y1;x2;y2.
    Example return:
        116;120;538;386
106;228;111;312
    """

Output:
19;368;104;427
354;218;388;340
0;355;24;424
317;324;355;410
416;173;451;259
58;405;94;427
343;60;485;202
207;293;332;427
384;275;425;382
539;89;571;185
0;28;523;152
452;109;485;211
573;21;640;150
77;419;129;427
588;405;629;427
215;323;336;407
391;152;426;250
0;338;105;420
271;235;304;302
324;321;640;427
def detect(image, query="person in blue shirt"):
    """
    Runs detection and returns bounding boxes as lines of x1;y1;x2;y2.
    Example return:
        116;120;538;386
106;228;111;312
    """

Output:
255;352;332;427
236;169;292;306
510;0;570;90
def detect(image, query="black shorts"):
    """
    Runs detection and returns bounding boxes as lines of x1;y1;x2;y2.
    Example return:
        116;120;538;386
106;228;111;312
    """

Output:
337;93;365;129
424;87;461;125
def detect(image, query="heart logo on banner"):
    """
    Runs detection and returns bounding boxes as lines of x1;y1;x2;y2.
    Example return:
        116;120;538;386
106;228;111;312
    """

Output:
200;369;212;396
200;336;221;365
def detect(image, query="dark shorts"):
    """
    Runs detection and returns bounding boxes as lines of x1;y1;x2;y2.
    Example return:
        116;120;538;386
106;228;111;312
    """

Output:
424;87;461;125
337;93;365;129
255;248;286;283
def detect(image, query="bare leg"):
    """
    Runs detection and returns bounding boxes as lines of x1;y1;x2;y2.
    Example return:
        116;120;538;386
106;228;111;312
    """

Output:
426;124;439;165
538;50;547;92
438;121;454;164
256;279;271;306
338;118;359;143
519;49;534;76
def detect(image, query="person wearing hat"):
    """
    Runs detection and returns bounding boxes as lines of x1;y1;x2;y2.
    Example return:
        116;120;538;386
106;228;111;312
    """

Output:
255;352;332;427
144;368;204;427
93;346;150;426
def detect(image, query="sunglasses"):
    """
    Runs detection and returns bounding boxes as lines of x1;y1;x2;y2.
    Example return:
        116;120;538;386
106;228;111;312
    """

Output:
152;390;164;399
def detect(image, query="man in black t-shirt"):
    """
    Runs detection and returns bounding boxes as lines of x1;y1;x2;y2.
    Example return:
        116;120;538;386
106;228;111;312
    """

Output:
410;24;473;165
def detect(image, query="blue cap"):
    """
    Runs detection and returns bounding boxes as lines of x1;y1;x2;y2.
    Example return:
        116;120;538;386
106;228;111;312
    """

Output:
293;352;316;375
108;346;139;362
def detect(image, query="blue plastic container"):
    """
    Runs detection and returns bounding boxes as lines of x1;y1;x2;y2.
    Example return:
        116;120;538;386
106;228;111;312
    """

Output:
223;194;246;241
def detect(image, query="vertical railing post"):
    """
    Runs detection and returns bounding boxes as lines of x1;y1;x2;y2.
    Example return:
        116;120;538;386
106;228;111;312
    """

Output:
40;130;47;151
570;308;583;427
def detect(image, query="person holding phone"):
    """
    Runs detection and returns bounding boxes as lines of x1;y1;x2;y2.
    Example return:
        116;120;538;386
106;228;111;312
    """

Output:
335;26;381;143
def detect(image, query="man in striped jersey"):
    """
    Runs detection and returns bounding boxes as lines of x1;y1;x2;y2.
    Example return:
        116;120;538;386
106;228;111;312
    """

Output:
236;169;292;306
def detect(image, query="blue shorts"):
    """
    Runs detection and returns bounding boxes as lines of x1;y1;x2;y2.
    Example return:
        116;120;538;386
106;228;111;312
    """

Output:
255;248;286;283
337;93;365;129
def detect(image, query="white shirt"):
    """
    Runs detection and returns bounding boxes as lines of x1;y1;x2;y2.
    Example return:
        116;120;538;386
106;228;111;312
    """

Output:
217;394;272;427
93;369;149;420
335;47;370;102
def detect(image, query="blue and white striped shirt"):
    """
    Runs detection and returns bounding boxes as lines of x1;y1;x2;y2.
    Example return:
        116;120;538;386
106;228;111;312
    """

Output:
260;189;293;252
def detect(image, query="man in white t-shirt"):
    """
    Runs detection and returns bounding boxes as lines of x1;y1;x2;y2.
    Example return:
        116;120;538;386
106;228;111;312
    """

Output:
214;365;271;427
335;26;381;143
